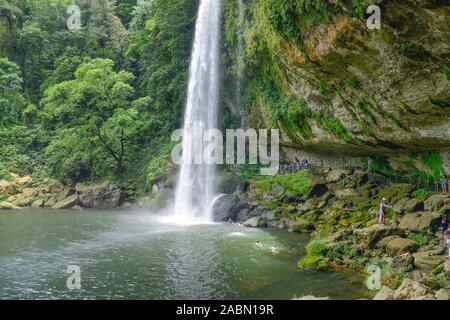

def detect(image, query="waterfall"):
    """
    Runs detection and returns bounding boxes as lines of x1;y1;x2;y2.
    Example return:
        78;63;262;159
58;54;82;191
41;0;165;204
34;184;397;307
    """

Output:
173;0;221;223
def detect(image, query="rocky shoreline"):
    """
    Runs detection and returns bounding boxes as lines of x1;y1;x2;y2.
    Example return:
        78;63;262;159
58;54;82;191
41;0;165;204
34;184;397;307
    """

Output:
0;173;125;210
212;168;450;300
2;168;449;300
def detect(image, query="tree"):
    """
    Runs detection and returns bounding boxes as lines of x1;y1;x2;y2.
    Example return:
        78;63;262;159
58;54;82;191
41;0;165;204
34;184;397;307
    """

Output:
0;57;27;126
41;58;143;180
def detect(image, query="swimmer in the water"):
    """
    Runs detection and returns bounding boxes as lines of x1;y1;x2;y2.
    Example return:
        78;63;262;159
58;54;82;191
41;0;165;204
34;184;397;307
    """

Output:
255;240;262;248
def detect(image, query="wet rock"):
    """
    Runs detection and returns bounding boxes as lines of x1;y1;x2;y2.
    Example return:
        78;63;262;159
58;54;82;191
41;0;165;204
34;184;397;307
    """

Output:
52;194;79;209
243;216;267;228
31;199;44;208
0;201;21;210
120;202;133;209
398;211;441;231
373;286;395;300
211;194;243;222
393;279;428;300
76;182;121;208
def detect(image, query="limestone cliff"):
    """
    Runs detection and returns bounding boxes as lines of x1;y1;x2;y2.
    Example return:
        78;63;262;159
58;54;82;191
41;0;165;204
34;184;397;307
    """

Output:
231;0;449;163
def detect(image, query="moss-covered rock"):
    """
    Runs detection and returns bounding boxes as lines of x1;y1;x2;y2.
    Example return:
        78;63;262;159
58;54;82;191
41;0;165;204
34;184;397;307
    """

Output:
291;218;313;233
298;255;330;271
385;238;418;257
398;211;441;231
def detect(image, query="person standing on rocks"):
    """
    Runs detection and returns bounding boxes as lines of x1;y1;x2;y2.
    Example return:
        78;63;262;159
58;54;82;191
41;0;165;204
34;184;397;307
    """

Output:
444;224;450;258
367;157;373;174
440;176;448;194
378;197;391;226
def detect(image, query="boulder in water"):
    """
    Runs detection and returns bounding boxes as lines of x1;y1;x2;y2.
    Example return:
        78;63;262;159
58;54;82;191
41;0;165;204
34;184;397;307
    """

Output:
0;201;21;210
52;194;79;209
243;216;267;228
211;194;242;222
76;182;121;208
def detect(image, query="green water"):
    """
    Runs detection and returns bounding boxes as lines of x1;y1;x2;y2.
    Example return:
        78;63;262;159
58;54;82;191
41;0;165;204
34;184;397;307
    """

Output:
0;209;369;300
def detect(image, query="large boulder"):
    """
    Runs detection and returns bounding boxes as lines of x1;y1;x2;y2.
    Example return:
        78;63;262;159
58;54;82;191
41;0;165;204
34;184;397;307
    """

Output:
413;251;447;271
385;238;418;257
0;201;21;210
76;182;121;208
0;180;15;196
31;199;44;208
211;194;242;222
217;174;247;194
353;224;404;249
243;216;267;228
404;198;424;213
326;169;348;183
14;175;32;186
424;194;449;211
52;194;79;209
11;196;34;207
373;286;395;300
398;211;441;231
293;295;330;300
393;279;428;300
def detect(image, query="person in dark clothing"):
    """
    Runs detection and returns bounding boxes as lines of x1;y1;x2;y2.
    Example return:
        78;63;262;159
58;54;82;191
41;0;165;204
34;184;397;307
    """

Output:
440;176;448;193
441;215;449;233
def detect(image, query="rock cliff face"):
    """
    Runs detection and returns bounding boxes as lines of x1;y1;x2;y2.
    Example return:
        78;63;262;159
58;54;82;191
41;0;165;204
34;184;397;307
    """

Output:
239;0;449;160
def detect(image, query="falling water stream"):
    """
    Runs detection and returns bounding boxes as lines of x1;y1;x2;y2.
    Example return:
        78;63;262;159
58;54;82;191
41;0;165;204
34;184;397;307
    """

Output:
173;0;221;223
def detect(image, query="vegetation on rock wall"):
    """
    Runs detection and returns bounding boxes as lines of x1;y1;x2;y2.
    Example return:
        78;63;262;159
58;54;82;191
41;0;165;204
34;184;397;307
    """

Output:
0;0;197;197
